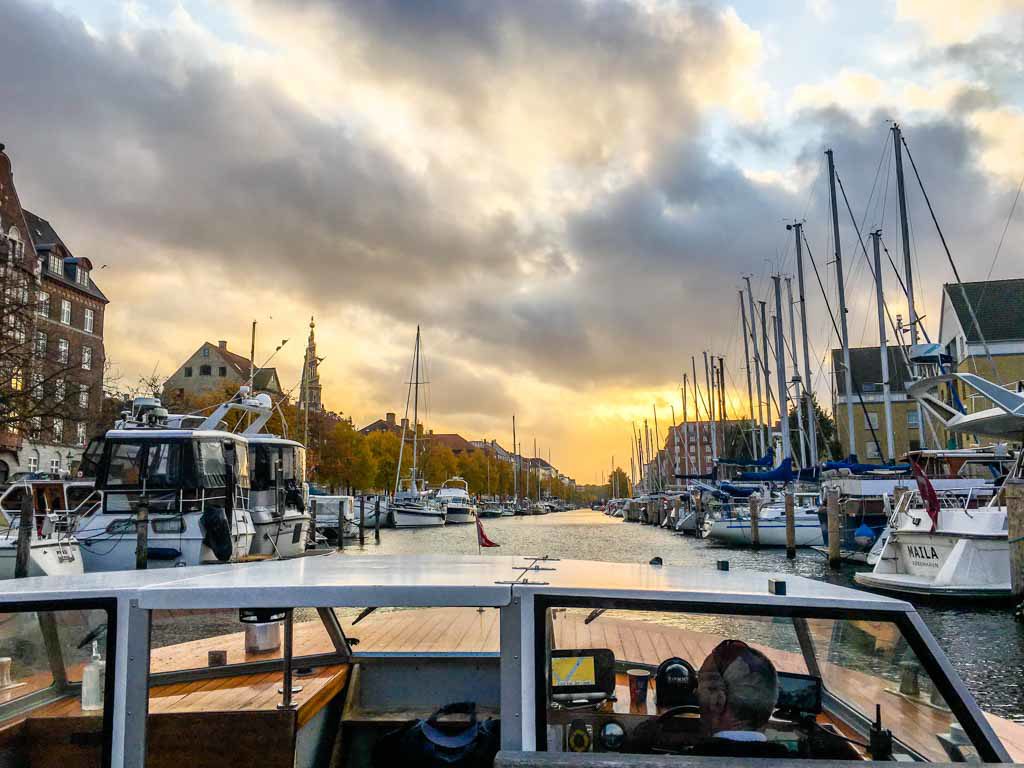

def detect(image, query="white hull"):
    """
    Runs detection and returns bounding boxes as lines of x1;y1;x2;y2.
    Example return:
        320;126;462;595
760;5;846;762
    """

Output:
444;503;475;525
76;510;255;572
391;504;446;528
0;537;84;579
250;515;311;557
855;507;1009;598
707;511;824;547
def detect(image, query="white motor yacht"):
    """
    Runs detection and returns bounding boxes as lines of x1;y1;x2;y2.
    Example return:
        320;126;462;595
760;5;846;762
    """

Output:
0;479;97;578
436;477;476;524
74;395;259;571
245;434;312;557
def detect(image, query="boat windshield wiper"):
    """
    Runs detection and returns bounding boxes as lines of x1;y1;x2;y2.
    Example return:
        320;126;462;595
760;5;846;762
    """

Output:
584;609;606;625
352;607;377;625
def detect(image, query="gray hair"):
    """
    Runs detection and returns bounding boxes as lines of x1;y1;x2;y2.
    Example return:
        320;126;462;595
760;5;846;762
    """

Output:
706;641;779;729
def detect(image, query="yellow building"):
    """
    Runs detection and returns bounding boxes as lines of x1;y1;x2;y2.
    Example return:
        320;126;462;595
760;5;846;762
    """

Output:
939;278;1024;408
832;346;922;462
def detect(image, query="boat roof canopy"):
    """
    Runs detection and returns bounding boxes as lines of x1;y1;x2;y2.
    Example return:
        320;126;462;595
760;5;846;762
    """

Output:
0;555;912;614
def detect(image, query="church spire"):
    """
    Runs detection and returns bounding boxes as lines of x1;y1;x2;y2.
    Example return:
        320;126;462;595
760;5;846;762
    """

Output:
299;315;323;412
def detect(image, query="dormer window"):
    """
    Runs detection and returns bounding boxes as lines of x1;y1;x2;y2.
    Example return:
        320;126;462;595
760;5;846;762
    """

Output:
77;266;89;286
49;253;62;274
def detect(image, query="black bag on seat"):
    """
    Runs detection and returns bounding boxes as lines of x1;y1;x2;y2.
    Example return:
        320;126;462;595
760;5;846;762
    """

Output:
372;702;499;768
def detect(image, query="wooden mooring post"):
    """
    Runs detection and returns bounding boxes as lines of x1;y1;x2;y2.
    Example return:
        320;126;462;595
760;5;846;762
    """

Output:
336;500;345;553
14;490;34;578
135;495;150;570
1007;479;1024;601
374;497;381;544
785;491;796;559
826;486;841;569
359;496;366;546
749;494;760;548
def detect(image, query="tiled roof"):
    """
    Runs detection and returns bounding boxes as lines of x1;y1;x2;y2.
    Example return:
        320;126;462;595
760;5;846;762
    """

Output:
945;279;1024;343
429;433;476;453
831;346;912;396
23;210;109;303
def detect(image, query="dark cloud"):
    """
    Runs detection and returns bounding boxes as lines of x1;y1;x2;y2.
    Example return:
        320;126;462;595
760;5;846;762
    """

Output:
1;0;1020;414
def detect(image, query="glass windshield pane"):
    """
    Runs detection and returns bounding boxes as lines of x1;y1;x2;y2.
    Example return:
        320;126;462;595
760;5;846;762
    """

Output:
250;444;276;491
196;441;226;487
105;442;143;486
146;442;183;488
541;606;987;762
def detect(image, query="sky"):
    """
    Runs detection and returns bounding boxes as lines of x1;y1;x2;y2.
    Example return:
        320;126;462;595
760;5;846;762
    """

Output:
1;0;1022;483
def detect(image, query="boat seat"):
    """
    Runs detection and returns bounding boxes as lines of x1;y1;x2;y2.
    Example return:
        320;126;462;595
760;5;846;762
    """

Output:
495;751;986;767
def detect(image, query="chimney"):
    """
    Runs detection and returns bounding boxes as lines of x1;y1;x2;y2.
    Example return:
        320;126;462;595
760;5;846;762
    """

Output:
386;412;396;426
218;340;228;350
401;417;409;431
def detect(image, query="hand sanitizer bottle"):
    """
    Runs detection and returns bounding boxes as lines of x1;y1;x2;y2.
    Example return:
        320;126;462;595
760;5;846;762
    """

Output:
81;640;105;712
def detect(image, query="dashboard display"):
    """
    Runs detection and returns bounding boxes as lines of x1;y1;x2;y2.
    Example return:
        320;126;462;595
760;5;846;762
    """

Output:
552;655;597;687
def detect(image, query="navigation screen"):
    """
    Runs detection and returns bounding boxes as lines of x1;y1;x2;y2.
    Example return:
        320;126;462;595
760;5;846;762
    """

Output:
775;672;822;714
552;655;597;687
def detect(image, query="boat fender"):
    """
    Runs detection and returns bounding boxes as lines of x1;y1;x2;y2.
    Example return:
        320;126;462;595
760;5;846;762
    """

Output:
201;507;233;562
649;557;663;566
853;522;877;549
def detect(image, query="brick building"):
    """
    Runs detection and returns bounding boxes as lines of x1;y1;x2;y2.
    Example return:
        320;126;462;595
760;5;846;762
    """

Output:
0;145;108;481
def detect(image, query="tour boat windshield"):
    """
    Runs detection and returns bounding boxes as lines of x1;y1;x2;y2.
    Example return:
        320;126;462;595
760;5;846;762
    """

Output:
250;442;306;491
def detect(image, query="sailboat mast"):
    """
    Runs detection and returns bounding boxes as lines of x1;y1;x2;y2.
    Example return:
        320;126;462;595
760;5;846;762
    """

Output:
703;352;718;460
744;278;766;455
826;149;857;457
512;414;518;502
681;375;690;477
871;230;896;461
411;326;421;482
791;221;818;463
759;301;772;448
785;277;807;466
653;405;662;491
892;123;928;449
691;357;705;473
739;292;756;450
718;357;727;423
772;276;791;462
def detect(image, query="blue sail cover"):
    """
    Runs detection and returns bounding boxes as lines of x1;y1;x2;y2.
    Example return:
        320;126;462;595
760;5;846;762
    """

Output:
737;457;795;482
717;482;758;498
823;455;910;475
717;449;775;468
676;465;718;481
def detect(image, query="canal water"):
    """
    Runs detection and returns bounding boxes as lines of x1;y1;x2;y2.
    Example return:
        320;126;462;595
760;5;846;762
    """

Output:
342;508;1024;722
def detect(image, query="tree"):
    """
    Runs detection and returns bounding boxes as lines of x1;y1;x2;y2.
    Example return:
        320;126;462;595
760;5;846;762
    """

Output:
421;444;459;485
606;466;631;499
318;420;377;493
456;450;489;495
787;394;840;462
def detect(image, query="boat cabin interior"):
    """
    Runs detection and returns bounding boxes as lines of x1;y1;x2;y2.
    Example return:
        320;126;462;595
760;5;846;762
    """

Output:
0;556;1017;767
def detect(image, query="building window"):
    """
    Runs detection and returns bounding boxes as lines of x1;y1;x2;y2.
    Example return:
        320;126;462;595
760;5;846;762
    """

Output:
76;422;86;447
218;366;226;377
49;253;62;274
907;411;920;429
865;441;881;459
37;291;49;318
184;366;193;378
53;418;63;442
84;308;94;333
55;378;65;401
34;331;47;355
78;385;89;409
60;299;71;325
864;412;879;430
57;338;69;363
82;346;92;370
29;417;42;438
30;372;42;394
50;457;61;474
199;365;211;376
10;370;24;392
77;266;89;286
202;347;210;358
27;455;38;473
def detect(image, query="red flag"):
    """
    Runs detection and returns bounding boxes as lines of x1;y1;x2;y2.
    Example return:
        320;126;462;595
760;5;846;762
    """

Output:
476;513;499;548
910;460;940;532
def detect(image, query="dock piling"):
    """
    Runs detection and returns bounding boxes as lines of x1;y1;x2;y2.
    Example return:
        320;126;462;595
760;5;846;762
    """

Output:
359;496;366;546
827;486;841;569
135;495;149;571
749;494;760;548
14;490;33;578
1007;479;1024;600
785;491;796;559
374;497;381;544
